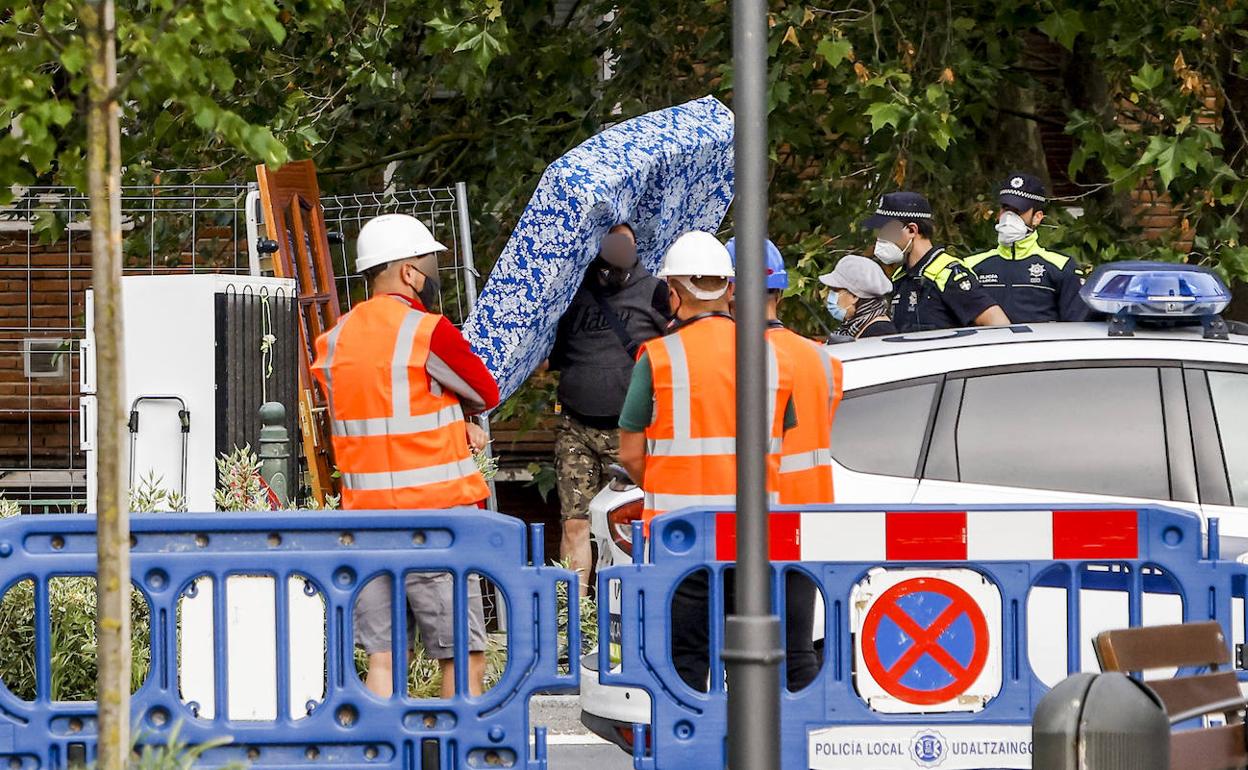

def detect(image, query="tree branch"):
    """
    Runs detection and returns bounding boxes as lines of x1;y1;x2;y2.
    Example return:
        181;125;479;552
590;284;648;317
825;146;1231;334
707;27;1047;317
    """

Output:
991;105;1067;130
35;22;67;55
429;141;472;188
560;0;586;29
1006;65;1062;76
319;130;486;175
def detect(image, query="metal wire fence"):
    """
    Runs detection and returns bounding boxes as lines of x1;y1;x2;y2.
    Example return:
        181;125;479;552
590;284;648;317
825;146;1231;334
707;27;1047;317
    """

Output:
0;185;252;509
316;184;480;327
0;182;480;510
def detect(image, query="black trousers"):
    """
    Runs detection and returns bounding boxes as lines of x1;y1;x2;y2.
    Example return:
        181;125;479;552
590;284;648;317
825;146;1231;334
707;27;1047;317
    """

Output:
670;569;820;692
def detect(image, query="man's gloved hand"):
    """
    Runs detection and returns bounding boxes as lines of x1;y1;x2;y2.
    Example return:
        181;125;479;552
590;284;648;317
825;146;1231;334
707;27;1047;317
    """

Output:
466;421;488;453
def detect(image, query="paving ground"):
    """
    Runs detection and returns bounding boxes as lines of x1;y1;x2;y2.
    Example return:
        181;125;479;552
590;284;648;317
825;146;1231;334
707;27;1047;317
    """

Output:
530;695;634;769
547;741;635;769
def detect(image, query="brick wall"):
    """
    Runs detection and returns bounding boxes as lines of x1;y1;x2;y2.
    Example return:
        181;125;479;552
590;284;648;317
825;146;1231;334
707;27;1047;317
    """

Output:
0;227;248;477
0;235;90;472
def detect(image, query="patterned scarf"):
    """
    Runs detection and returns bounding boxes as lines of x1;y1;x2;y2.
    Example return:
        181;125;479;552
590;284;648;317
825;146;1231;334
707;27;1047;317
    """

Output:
833;296;891;339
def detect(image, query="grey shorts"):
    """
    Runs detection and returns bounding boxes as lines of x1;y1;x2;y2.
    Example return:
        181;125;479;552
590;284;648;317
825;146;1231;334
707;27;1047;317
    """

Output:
354;572;487;660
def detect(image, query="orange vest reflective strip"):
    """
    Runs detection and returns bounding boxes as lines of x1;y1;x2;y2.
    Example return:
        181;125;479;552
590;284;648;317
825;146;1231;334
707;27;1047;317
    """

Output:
313;296;488;510
768;328;842;505
640;317;792;525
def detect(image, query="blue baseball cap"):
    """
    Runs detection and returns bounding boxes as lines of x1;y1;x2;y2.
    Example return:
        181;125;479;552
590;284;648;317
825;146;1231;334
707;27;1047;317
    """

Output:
725;237;788;290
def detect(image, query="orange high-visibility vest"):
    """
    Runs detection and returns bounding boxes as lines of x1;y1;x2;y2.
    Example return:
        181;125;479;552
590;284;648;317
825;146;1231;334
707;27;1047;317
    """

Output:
767;326;842;504
311;295;488;510
640;315;794;525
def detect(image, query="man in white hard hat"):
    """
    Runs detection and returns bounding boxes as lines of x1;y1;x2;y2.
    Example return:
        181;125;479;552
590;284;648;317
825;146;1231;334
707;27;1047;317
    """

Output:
617;230;797;691
312;213;500;698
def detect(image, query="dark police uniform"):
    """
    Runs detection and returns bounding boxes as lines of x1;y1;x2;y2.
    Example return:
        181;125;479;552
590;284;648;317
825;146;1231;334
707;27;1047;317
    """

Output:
890;246;999;333
967;173;1087;323
964;233;1086;322
862;191;1002;333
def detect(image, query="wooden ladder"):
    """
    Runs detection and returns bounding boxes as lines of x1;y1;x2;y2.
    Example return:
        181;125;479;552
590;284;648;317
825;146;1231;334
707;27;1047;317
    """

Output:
255;159;341;506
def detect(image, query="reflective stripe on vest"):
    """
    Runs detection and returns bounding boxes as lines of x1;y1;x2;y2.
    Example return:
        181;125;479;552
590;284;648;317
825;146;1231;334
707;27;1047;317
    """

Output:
640;317;791;524
779;447;833;474
333;405;464;438
343;457;480;491
644;490;778;515
649;436;785;456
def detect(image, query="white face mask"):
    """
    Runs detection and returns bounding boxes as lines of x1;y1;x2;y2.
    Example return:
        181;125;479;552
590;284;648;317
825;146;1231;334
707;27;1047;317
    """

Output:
996;211;1032;245
874;237;910;265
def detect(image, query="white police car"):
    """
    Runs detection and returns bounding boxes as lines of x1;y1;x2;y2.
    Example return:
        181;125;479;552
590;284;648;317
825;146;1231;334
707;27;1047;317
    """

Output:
580;262;1248;751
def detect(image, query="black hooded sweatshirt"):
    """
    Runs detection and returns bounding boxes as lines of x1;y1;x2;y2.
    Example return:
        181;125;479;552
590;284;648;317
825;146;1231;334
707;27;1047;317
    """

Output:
549;262;671;428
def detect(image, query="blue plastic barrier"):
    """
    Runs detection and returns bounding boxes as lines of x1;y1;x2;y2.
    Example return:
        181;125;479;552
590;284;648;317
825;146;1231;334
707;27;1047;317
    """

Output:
0;509;577;769
599;504;1248;770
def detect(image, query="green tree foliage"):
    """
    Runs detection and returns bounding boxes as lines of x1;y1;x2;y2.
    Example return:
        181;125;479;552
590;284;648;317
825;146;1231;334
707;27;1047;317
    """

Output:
592;0;1248;331
0;0;510;191
6;1;1248;324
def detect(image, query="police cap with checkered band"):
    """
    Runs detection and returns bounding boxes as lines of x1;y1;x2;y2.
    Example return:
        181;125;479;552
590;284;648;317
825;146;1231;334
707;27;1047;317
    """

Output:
998;172;1048;212
861;191;935;230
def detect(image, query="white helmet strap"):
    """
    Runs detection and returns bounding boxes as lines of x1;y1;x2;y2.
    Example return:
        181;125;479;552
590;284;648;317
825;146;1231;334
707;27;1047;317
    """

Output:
672;275;729;301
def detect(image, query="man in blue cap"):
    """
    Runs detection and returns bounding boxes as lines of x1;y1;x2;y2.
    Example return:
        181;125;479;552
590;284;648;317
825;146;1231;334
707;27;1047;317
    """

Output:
864;191;1008;332
964;173;1087;322
723;235;836;690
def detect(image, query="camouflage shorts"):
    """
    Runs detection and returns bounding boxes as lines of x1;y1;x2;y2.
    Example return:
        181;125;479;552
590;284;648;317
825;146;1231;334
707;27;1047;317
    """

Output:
554;415;621;521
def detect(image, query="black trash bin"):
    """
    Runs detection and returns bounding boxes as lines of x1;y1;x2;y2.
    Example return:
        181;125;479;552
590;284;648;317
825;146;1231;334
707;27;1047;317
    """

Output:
1033;671;1169;770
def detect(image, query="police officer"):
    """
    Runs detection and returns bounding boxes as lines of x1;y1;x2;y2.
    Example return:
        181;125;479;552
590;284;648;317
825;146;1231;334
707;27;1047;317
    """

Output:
864;192;1009;332
964;173;1087;322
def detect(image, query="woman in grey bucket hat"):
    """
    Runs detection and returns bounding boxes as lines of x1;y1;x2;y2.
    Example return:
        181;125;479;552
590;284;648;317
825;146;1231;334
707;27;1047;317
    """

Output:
820;255;897;339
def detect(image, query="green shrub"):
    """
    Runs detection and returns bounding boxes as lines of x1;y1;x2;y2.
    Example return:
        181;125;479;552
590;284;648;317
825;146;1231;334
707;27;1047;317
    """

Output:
130;726;241;770
0;576;151;701
0;495;150;701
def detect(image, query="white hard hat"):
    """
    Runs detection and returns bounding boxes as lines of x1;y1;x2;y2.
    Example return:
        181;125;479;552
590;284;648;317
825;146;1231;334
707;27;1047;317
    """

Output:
657;231;734;279
355;214;447;275
819;254;893;298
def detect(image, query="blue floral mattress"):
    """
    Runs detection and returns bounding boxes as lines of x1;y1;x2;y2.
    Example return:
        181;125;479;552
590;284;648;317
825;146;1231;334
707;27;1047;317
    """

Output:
463;95;736;403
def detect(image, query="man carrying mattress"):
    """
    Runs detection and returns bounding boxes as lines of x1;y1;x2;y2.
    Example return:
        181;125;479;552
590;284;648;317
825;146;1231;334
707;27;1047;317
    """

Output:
549;223;671;595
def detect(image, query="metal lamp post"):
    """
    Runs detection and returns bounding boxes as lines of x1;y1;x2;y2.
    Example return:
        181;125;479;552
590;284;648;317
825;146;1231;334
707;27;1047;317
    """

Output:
724;0;782;767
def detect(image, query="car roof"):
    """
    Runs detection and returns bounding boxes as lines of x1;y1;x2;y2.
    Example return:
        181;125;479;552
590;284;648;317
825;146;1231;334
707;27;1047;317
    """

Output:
825;321;1248;363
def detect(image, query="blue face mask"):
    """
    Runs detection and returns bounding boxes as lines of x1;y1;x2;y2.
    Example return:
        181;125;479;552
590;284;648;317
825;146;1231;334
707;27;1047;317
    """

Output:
826;293;848;323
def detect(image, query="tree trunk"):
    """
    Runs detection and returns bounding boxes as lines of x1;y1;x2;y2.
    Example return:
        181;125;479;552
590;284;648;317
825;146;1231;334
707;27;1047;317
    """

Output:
1227;282;1248;323
1064;37;1136;222
82;0;129;767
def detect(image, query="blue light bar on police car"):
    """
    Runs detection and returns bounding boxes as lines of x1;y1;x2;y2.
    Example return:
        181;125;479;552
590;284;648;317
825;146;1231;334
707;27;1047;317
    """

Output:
1080;261;1231;317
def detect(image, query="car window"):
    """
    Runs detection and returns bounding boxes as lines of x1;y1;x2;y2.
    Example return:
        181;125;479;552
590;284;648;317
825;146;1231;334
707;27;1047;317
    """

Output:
953;367;1169;499
1208;371;1248;506
831;381;939;478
